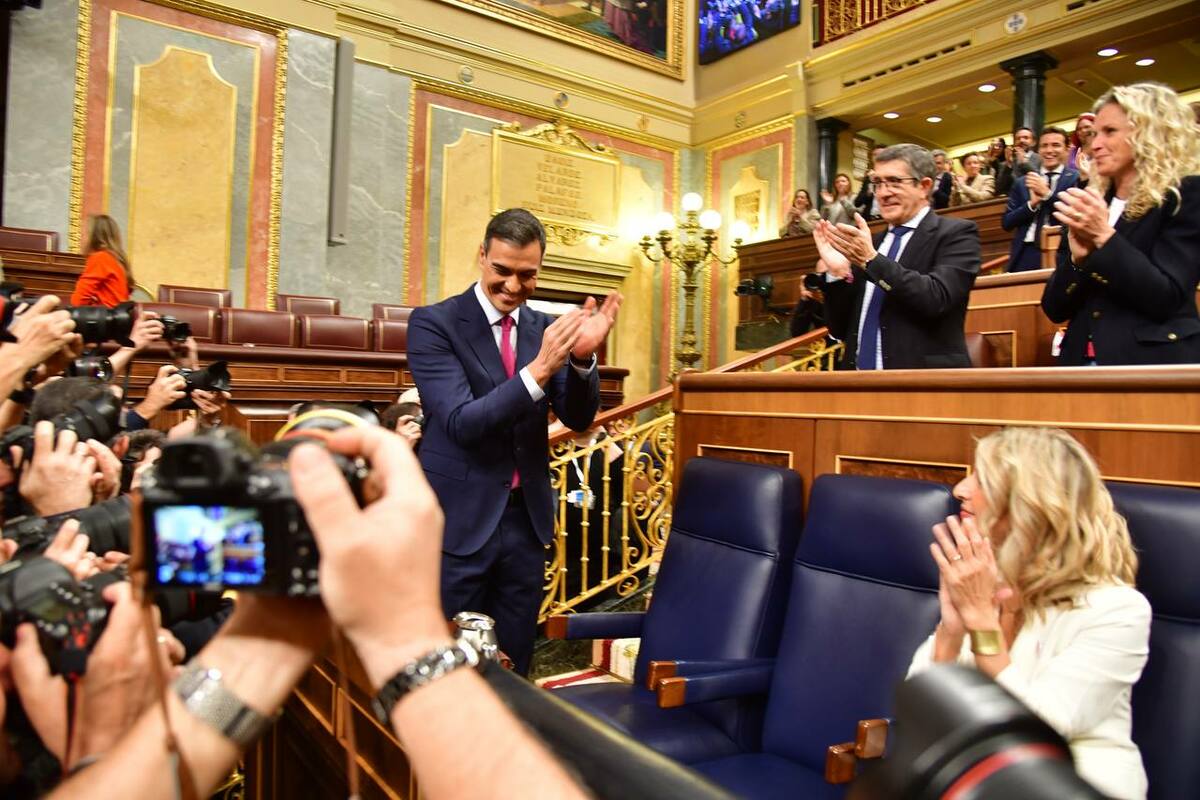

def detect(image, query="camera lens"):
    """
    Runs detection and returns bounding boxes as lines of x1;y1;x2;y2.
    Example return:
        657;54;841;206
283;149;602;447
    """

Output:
64;302;135;345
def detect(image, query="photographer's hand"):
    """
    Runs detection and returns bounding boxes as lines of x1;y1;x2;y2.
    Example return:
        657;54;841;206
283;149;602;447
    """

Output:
85;439;122;502
20;423;97;516
42;519;99;581
290;428;449;687
191;388;229;427
291;428;588;800
396;414;423;447
108;313;164;375
74;582;174;766
133;364;186;421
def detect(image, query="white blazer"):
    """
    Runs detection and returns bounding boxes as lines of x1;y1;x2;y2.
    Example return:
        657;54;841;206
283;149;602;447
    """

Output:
908;584;1152;800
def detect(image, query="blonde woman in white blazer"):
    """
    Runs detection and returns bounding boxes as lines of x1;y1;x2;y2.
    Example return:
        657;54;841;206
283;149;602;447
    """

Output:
908;427;1150;800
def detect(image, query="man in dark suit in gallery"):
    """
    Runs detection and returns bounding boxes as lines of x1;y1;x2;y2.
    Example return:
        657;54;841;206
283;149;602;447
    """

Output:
407;208;622;674
1002;126;1078;272
814;143;982;369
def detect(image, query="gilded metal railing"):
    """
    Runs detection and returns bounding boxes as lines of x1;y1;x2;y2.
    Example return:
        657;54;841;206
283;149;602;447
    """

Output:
540;329;839;622
818;0;933;45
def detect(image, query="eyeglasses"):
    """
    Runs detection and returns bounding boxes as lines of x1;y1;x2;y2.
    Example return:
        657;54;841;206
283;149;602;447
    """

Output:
868;177;922;190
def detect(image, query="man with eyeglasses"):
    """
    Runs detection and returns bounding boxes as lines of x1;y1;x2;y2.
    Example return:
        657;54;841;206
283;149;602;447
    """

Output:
813;143;982;369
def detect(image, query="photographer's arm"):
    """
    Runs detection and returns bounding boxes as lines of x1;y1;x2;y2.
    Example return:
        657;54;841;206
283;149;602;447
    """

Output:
46;598;323;800
294;429;589;800
108;314;164;376
132;365;186;423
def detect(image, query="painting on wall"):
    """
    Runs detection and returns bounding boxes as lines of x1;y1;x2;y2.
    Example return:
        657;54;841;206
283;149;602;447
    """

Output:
699;0;802;65
439;0;683;77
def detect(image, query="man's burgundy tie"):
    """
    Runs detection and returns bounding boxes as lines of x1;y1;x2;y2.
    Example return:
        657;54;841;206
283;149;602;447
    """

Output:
500;315;519;488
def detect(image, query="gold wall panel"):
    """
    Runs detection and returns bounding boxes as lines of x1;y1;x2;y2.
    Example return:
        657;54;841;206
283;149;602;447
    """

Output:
492;123;621;240
440;128;494;300
127;46;236;293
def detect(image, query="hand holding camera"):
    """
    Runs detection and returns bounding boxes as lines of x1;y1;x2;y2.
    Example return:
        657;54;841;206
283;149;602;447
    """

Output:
19;422;99;517
290;426;450;688
135;364;187;420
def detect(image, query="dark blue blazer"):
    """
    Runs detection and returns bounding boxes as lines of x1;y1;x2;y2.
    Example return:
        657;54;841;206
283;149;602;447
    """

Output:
1002;167;1079;263
1043;175;1200;365
407;286;600;556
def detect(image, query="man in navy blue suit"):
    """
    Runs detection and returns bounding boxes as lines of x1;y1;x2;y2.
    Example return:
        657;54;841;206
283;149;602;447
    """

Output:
407;209;622;674
1002;127;1078;272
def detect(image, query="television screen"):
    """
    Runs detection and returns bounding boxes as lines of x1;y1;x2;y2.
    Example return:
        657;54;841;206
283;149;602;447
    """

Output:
699;0;802;65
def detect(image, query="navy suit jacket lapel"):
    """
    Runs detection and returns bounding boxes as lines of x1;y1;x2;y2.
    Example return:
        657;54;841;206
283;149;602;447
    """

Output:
458;287;509;388
516;307;540;374
899;211;938;268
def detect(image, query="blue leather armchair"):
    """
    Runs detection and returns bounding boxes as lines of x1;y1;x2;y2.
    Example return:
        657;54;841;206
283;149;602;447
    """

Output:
660;475;956;799
1108;481;1200;800
547;456;804;764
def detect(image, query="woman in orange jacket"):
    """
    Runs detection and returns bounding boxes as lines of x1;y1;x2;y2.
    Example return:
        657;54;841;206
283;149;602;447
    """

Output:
71;214;133;307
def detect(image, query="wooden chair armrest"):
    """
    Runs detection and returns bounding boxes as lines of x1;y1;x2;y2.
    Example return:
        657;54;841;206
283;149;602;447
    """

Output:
656;676;686;708
544;615;568;639
647;660;677;691
855;717;890;759
825;742;857;784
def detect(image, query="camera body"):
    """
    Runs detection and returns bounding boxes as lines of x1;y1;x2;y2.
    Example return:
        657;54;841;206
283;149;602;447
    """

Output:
0;557;115;677
159;315;192;343
140;427;366;596
802;272;826;292
167;360;231;411
0;391;123;467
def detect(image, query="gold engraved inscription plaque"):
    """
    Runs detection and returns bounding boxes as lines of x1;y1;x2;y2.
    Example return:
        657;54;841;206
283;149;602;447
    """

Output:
492;122;621;241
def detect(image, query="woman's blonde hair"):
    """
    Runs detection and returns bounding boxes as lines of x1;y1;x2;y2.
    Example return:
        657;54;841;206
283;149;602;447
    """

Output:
1090;82;1200;219
973;427;1137;615
84;214;134;287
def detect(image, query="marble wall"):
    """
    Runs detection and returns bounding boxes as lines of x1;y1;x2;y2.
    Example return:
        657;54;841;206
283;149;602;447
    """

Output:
3;0;78;241
323;63;410;318
277;30;335;302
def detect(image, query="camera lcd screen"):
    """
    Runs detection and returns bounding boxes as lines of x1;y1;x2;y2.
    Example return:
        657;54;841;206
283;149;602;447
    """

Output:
152;505;266;587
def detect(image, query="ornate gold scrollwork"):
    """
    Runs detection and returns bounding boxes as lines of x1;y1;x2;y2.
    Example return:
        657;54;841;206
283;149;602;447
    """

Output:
497;118;613;155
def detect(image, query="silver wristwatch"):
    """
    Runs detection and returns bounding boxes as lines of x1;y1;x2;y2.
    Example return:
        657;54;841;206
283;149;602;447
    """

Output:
173;661;274;747
371;639;480;724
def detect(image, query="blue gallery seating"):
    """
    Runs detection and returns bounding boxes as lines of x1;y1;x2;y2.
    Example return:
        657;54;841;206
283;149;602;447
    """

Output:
654;475;955;799
1108;481;1200;800
547;456;804;763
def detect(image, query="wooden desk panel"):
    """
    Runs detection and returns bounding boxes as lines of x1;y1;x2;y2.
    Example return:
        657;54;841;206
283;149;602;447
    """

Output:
674;368;1200;496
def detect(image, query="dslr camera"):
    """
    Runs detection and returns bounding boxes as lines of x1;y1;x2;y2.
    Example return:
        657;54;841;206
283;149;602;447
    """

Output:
0;390;123;467
167;360;232;411
0;557;118;676
3;496;132;558
140;407;373;596
159;315;192;343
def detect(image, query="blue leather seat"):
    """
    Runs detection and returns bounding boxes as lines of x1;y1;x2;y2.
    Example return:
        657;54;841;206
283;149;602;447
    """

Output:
685;475;955;799
549;457;804;764
1108;481;1200;800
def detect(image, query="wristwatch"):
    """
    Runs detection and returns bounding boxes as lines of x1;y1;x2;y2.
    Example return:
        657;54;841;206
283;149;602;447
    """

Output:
371;639;480;724
173;661;275;747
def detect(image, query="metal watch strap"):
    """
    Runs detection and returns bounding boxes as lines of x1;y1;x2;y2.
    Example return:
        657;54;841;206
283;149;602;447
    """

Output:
371;640;480;724
173;661;274;747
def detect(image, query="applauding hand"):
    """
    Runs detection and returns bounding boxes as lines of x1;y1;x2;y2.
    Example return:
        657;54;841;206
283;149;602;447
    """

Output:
571;292;622;362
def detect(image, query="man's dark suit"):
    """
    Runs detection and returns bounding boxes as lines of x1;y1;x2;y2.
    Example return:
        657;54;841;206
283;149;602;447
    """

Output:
854;178;879;220
823;209;982;369
407;285;600;671
1042;176;1200;365
932;172;953;210
1002;167;1078;272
